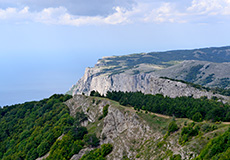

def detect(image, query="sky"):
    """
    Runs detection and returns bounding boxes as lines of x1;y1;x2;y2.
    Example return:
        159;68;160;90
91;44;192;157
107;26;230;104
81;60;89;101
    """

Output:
1;0;230;107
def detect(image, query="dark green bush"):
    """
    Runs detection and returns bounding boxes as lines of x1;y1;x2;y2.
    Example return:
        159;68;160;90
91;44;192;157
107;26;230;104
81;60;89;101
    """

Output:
179;123;199;145
168;121;179;134
192;112;203;122
83;133;100;147
80;144;113;160
170;154;181;160
103;105;109;117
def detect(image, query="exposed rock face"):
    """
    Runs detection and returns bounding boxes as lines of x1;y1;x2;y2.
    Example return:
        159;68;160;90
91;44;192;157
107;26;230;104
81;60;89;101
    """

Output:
68;46;230;97
66;95;162;159
66;95;155;159
101;106;155;159
70;67;228;101
66;95;213;160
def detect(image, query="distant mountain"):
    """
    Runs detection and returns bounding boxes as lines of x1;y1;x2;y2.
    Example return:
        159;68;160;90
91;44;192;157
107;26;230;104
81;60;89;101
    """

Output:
68;46;230;98
97;46;230;67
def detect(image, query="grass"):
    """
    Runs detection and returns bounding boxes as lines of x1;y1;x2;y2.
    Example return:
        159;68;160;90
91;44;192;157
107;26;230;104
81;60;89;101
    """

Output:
74;95;230;159
137;112;170;133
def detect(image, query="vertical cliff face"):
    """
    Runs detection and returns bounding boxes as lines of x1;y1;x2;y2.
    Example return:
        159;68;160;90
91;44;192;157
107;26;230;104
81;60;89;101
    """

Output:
70;66;228;101
69;46;230;99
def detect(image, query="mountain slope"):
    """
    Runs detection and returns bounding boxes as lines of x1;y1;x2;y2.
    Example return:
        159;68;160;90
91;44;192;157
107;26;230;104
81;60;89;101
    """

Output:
66;95;230;159
155;60;230;88
68;46;230;98
1;94;230;160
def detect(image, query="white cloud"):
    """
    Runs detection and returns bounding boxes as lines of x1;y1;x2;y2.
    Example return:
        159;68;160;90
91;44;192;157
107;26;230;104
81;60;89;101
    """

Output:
0;7;32;21
143;3;186;23
0;0;136;16
188;0;230;15
0;1;230;26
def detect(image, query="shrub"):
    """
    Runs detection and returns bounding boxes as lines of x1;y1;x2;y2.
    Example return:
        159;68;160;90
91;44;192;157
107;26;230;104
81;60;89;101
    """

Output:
103;105;109;117
170;154;181;160
80;144;113;160
179;123;199;145
192;112;203;122
83;133;100;147
71;126;88;140
168;121;179;134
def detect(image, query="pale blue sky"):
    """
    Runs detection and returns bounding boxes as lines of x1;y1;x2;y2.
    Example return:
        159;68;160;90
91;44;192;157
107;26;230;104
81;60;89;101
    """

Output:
1;0;230;106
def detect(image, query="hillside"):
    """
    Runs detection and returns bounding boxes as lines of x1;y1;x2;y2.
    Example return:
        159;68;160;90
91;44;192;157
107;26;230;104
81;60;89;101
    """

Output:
2;94;230;159
68;46;230;97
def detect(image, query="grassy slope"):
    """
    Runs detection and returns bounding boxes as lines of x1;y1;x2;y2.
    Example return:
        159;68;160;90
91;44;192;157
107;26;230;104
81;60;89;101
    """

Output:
1;94;229;160
84;96;230;159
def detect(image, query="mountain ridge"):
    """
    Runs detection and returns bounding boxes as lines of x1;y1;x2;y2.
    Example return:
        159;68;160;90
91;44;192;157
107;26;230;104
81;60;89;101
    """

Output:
68;46;230;102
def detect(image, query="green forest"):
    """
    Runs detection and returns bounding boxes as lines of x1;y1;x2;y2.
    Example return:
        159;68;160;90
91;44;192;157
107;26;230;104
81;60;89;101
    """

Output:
97;91;230;122
0;94;112;160
196;128;230;160
1;91;230;160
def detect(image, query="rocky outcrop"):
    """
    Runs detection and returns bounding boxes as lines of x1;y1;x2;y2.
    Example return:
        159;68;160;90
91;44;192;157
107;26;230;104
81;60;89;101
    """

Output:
70;67;229;102
66;95;218;160
66;95;162;159
68;46;230;98
101;106;155;159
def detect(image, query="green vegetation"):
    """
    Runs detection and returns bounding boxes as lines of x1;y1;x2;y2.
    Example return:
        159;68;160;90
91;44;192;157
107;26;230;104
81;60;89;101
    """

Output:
170;154;182;160
202;74;215;84
90;90;102;97
80;144;113;160
46;133;84;160
98;104;109;120
98;46;230;68
0;94;114;160
168;120;179;134
0;94;72;160
103;91;230;122
137;112;169;132
103;104;109;117
83;133;100;147
179;122;199;145
219;78;230;88
196;128;230;160
185;65;203;82
75;111;88;126
200;123;218;133
192;112;203;122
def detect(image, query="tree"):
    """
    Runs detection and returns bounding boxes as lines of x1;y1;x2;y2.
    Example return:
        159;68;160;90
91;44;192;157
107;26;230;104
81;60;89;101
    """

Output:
168;120;179;134
103;105;109;117
192;112;203;122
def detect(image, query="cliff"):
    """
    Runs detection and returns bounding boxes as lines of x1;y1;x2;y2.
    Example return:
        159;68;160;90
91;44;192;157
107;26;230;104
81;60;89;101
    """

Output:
68;46;230;98
69;66;229;102
65;95;229;159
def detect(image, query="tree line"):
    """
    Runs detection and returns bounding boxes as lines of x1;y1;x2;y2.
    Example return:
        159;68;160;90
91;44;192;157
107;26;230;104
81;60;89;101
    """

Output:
91;90;230;122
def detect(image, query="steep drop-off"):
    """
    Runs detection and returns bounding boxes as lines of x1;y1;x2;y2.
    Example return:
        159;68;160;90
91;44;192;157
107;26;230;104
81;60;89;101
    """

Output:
68;46;230;100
